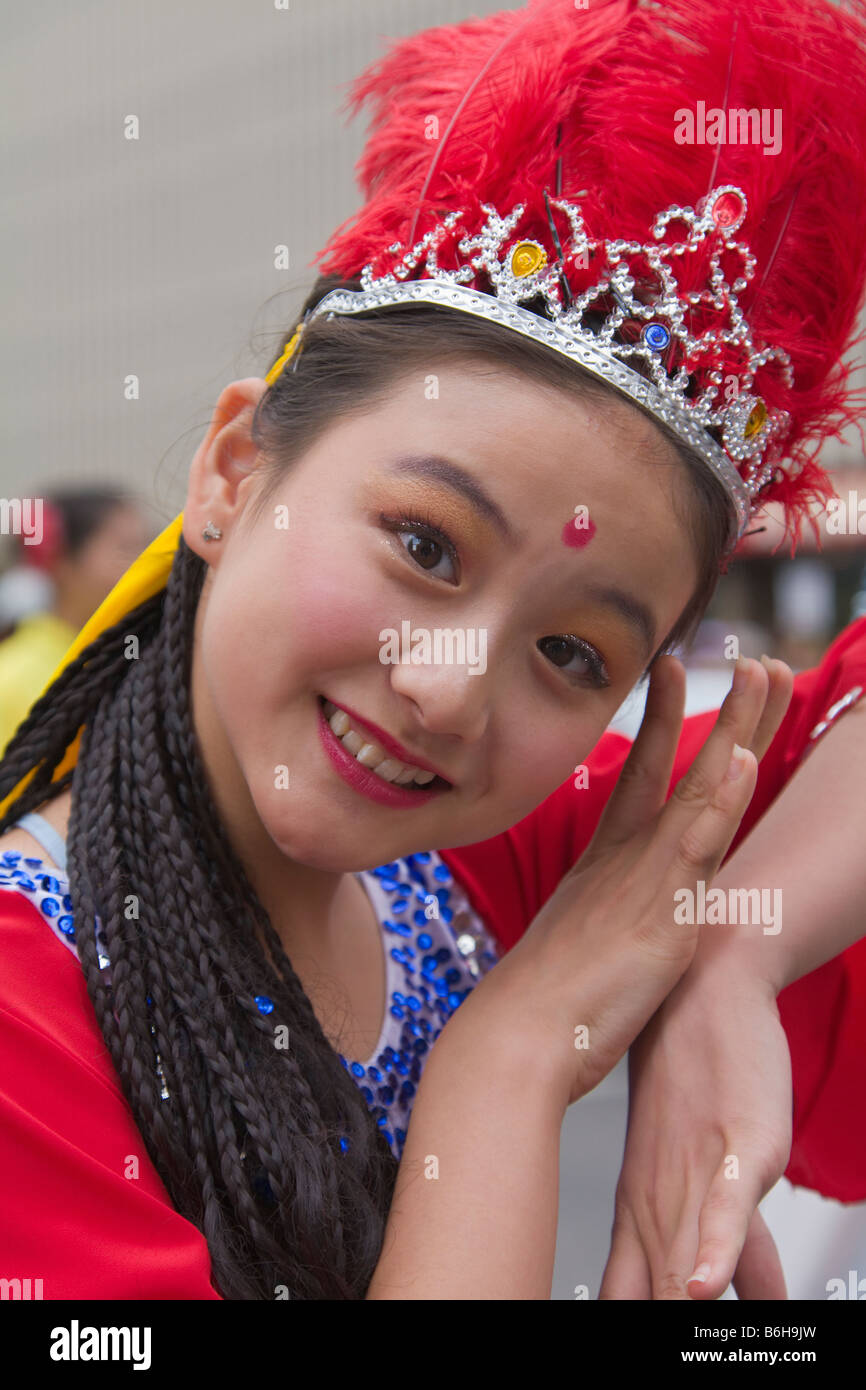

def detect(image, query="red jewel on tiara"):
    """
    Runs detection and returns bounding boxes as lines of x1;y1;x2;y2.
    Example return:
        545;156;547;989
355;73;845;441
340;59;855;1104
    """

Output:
708;188;747;233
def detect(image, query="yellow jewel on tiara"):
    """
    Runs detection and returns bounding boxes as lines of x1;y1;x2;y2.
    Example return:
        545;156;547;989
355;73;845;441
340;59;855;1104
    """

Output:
509;240;547;277
744;399;768;439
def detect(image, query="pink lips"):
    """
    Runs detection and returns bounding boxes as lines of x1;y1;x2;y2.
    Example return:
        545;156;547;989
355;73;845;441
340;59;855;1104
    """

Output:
317;699;449;808
325;696;448;780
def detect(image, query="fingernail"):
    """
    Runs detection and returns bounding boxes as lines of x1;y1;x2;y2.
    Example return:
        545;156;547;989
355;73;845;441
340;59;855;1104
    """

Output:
760;653;771;669
725;744;747;780
687;1262;711;1285
732;655;749;693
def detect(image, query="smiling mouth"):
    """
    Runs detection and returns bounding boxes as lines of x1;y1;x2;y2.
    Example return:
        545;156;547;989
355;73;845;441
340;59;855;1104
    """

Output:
317;695;452;791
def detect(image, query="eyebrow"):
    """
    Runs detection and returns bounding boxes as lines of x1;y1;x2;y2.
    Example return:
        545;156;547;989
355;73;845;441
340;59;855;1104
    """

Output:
385;453;516;541
581;583;657;661
383;452;657;660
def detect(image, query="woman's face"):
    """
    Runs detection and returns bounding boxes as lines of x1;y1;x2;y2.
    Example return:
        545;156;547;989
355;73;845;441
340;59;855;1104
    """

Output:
185;359;701;872
55;503;155;624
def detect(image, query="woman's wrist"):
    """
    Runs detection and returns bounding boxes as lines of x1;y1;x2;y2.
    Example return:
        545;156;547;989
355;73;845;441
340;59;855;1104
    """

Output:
443;955;576;1114
368;965;568;1299
683;923;785;1000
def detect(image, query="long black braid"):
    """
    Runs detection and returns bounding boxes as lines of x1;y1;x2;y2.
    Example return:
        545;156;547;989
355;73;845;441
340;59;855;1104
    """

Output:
0;535;398;1299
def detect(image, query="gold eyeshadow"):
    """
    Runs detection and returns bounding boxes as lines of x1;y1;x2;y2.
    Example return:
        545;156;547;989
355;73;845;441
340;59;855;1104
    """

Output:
361;474;490;550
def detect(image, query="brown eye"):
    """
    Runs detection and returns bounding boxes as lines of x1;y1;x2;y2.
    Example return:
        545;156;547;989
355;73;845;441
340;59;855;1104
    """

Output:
537;634;610;689
405;532;443;570
381;513;460;584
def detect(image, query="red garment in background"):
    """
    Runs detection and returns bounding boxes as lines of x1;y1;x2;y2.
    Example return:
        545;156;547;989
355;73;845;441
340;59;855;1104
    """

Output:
1;617;864;1298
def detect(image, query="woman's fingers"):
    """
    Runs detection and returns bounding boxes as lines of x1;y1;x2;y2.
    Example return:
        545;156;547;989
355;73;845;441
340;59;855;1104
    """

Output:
631;744;758;973
588;655;686;851
588;655;792;864
602;1169;785;1303
749;657;794;761
686;1179;786;1301
599;1203;653;1299
731;1208;787;1301
654;657;770;860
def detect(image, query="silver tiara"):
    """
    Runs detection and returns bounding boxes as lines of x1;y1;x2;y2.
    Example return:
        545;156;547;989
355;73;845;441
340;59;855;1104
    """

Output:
304;187;798;544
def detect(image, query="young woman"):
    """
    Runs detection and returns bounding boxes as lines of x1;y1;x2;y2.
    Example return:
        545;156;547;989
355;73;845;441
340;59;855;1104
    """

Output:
1;0;865;1300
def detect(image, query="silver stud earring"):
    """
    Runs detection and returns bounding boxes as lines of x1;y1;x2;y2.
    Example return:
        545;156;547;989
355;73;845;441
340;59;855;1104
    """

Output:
202;521;223;541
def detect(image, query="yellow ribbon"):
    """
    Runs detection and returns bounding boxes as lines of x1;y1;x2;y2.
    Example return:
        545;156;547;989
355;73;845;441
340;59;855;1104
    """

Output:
0;327;303;817
264;324;304;387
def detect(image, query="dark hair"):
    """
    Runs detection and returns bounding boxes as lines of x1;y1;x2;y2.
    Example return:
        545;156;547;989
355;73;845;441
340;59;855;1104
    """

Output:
0;274;734;1299
37;486;134;561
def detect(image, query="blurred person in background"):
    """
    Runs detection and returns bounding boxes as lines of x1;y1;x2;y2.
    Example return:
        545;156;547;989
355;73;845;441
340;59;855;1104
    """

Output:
0;488;154;754
0;566;55;645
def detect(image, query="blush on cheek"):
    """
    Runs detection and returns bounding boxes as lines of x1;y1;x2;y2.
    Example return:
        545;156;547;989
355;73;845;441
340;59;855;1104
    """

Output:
561;515;597;548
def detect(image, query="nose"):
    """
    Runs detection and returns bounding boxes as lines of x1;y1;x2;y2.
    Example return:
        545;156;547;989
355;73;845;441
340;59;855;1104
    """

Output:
387;652;494;746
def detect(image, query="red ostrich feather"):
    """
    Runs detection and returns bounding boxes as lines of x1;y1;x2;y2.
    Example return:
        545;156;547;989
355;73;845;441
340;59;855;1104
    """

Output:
316;0;866;550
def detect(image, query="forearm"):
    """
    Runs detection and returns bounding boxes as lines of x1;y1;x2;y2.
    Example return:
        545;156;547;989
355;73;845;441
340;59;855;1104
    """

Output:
688;700;866;995
366;976;569;1300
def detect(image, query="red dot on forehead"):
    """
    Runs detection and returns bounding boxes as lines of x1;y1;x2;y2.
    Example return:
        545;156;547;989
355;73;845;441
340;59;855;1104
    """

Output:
562;516;596;549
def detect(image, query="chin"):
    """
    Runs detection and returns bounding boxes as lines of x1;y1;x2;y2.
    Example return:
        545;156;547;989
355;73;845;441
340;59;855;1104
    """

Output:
253;788;383;873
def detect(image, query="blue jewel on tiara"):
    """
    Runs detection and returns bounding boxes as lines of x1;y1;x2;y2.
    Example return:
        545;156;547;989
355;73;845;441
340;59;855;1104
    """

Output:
642;322;670;352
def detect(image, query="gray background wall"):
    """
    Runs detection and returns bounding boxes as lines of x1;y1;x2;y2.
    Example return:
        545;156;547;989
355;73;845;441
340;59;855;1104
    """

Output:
2;1;511;520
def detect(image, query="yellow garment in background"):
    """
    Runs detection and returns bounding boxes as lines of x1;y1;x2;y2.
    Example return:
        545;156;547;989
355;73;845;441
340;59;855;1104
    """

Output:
0;611;78;755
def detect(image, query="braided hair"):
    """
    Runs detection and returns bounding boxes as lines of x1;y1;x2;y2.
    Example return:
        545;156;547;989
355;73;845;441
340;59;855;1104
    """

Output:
0;535;399;1299
0;275;734;1298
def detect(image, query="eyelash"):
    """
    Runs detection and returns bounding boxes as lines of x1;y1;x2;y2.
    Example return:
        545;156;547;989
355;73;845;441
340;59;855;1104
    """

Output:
378;509;611;690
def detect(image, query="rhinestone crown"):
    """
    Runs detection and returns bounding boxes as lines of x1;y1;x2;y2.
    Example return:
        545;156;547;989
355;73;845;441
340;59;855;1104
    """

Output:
305;185;798;544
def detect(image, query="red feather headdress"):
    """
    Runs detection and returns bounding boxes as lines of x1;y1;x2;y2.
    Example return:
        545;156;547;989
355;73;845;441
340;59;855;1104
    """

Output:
297;0;866;554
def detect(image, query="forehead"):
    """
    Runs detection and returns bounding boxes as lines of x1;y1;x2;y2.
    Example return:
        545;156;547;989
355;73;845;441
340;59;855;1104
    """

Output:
347;356;684;507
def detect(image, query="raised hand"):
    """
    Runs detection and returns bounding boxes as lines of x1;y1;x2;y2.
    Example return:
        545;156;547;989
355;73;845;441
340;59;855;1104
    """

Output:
480;654;793;1110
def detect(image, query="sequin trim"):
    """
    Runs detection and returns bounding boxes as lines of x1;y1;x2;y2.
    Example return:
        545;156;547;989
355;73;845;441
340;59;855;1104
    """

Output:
0;847;500;1160
805;684;865;753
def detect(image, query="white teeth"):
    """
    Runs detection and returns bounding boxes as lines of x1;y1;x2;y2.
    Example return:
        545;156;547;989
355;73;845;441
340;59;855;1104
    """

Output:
392;766;418;785
321;697;442;788
355;742;384;768
329;708;351;737
340;728;365;756
373;758;406;783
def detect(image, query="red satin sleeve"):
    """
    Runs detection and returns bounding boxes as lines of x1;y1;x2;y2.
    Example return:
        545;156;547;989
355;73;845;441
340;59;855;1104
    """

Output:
441;615;866;1203
0;889;221;1299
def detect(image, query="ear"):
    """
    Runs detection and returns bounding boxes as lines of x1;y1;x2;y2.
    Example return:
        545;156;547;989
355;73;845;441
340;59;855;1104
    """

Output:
182;378;269;563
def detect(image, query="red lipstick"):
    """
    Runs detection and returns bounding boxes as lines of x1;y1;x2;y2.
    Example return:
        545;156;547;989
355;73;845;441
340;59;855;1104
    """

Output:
317;699;450;808
322;696;449;781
